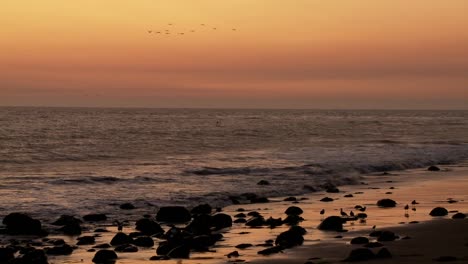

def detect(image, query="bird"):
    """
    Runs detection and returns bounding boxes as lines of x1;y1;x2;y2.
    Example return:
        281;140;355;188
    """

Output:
350;211;355;217
359;206;367;212
340;208;348;217
404;204;409;211
320;209;325;215
412;207;417;212
411;200;419;205
113;220;124;232
372;225;376;230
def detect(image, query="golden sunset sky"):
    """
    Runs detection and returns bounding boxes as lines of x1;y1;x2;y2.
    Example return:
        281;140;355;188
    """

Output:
1;0;467;109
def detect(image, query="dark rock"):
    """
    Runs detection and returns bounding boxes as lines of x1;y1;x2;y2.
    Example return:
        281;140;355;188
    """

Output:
119;203;136;210
369;231;382;237
234;213;246;218
135;218;164;235
378;231;398;242
452;212;466;219
0;247;15;262
250;197;269;203
51;239;65;246
344;248;375;262
88;249;96;252
303;185;317;192
283;215;304;225
365;242;384;248
320;197;334;202
377;199;397;208
257;246;284;255
350;237;369;245
285;206;303;216
167;244;190;259
190;235;215;251
344;194;354;198
211;213;232;230
51;215;82;226
376;248;392;259
428;165;441;171
150;255;170;260
77;236;95;245
284;197;297;202
59;221;82;236
430;207;449;216
2;213;45;236
92;250;118;263
45;244;73;255
246;217;266;227
266;217;283;228
318;216;343;231
326;186;340;193
133;236;154;247
275;227;305;248
94;228;109;233
257;180;270;185
83;214;107;222
110;233;133;246
434;256;458;262
234;218;247;223
114;244;138;253
18;249;48;264
235;243;253;249
227;251;240;258
247;211;261;217
156;206;191;223
190;204;212;215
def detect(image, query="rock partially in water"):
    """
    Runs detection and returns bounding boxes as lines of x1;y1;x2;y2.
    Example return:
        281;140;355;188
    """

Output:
376;248;392;259
350;237;369;245
318;216;344;231
2;213;46;236
377;199;397;208
110;233;133;246
132;236;154;247
285;206;303;216
135;218;164;236
211;213;232;230
92;250;118;263
430;207;448;217
428;165;441;171
119;203;136;210
156;206;191;223
45;244;74;256
344;248;375;262
191;204;212;215
83;214;107;222
452;212;466;219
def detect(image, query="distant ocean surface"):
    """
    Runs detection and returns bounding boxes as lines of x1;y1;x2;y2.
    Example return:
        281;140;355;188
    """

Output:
1;107;468;219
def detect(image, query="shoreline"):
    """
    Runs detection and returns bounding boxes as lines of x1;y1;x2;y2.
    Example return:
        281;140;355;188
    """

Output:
0;163;467;263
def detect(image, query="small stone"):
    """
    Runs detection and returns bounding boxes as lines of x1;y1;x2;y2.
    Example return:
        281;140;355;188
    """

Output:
350;237;369;245
377;199;397;208
428;165;441;171
430;207;449;216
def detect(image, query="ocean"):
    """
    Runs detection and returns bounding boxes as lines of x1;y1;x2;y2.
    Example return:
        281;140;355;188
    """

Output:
1;107;467;220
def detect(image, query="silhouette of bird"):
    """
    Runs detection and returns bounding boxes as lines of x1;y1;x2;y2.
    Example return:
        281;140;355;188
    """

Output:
113;220;124;232
340;208;348;217
372;225;376;230
411;200;418;205
320;209;325;215
404;204;409;211
350;211;355;217
412;207;417;212
359;206;367;212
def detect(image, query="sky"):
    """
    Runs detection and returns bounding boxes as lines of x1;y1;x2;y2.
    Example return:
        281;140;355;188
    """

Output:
1;0;467;109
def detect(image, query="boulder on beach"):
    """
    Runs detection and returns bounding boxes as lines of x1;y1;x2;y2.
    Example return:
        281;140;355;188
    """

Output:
59;221;82;236
377;231;398;242
284;197;297;202
156;206;191;223
376;248;392;259
167;244;190;259
246;216;266;227
83;214;107;222
17;249;49;264
185;214;212;234
92;250;118;263
344;248;375;262
257;246;284;255
190;204;212;215
45;244;74;255
285;206;303;216
452;212;466;219
2;213;46;236
377;199;397;208
132;236;154;247
0;247;15;263
257;180;270;185
350;236;369;245
135;218;164;235
428;165;441;171
114;244;138;253
119;203;136;210
326;186;340;193
211;213;232;230
52;215;82;226
320;197;334;202
76;236;95;245
318;216;344;231
110;233;133;246
430;207;449;216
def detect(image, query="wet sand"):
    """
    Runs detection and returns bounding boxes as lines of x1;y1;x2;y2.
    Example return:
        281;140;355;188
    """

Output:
1;164;468;264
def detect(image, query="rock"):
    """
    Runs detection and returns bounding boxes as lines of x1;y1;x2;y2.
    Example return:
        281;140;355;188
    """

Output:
93;244;111;249
434;256;458;262
376;248;392;259
190;235;216;251
45;244;74;255
110;233;133;246
378;231;398;242
246;217;266;227
83;214;107;222
377;199;397;208
119;203;136;210
227;250;240;258
257;180;270;185
318;216;343;231
211;213;232;230
156;206;191;223
275;226;305;248
350;237;369;245
344;248;375;262
428;165;441;171
150;255;170;260
114;244;138;253
326;186;340;193
2;213;45;236
186;214;212;235
365;242;384;248
344;194;354;198
0;247;15;262
284;197;297;202
257;246;284;255
234;218;247;223
303;185;317;192
132;236;154;247
452;212;466;219
235;243;253;249
247;211;261;217
92;250;118;263
51;215;82;226
135;218;164;235
76;236;95;245
356;213;368;219
250;197;269;203
18;249;48;264
167;244;190;259
430;207;449;216
266;217;283;228
320;197;334;202
234;213;246;218
191;204;212;215
285;206;303;216
59;221;82;236
283;215;304;225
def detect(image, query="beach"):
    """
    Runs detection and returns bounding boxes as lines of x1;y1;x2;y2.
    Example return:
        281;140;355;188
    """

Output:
1;162;467;263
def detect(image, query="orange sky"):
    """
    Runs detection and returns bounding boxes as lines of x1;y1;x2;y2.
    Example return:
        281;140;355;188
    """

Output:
1;0;467;109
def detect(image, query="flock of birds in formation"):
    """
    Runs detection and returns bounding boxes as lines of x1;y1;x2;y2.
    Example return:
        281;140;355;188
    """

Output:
147;23;237;36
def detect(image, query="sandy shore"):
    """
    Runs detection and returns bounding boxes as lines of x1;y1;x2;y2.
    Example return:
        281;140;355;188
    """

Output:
1;163;468;264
